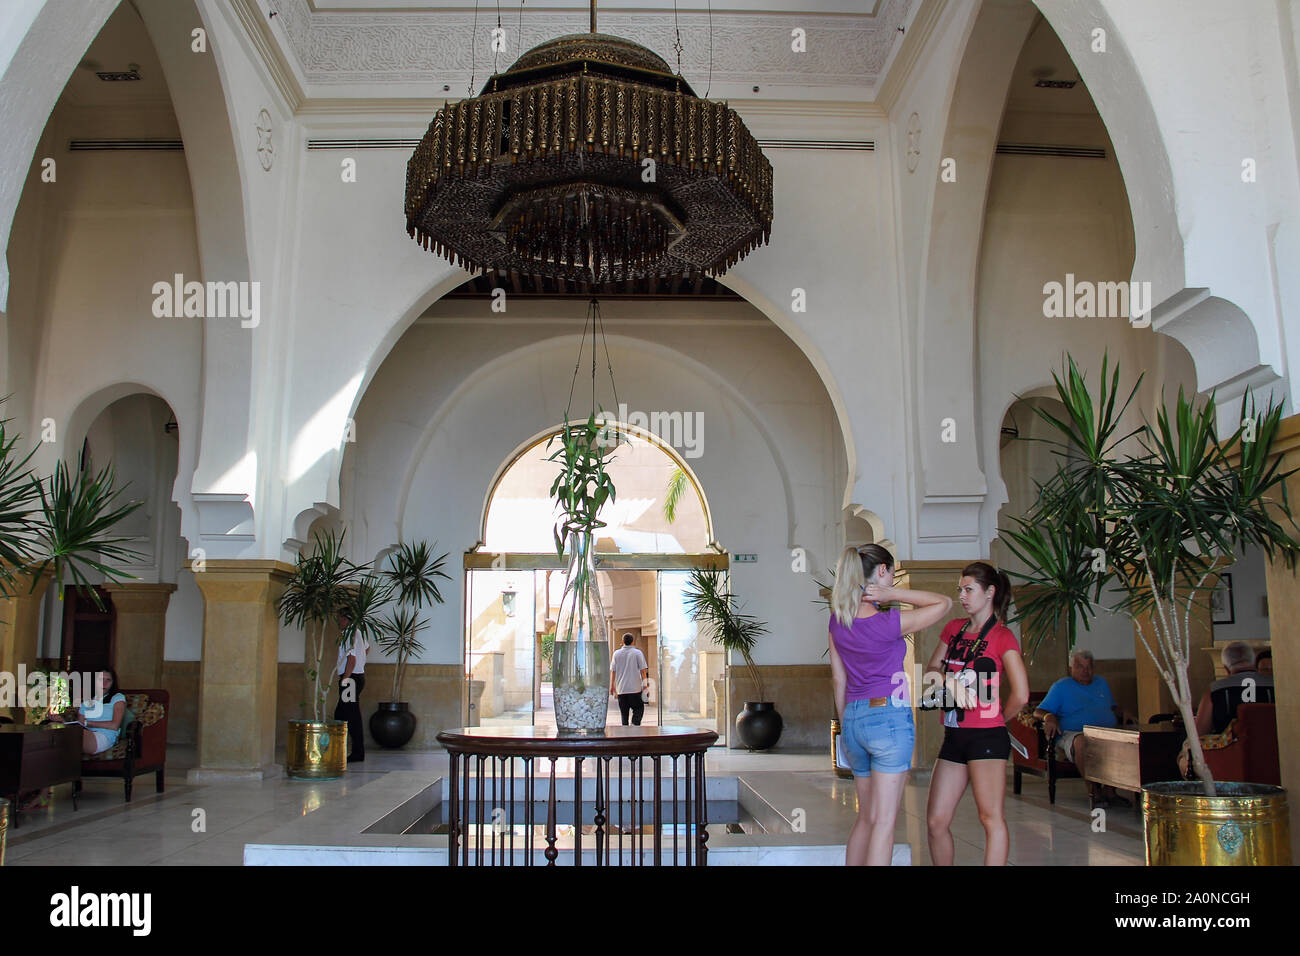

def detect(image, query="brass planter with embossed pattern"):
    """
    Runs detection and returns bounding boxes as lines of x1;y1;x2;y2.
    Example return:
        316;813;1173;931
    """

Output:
1143;781;1290;865
286;719;348;780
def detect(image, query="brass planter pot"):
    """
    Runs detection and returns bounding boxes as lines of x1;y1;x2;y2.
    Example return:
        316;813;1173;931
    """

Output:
830;719;852;779
286;719;348;780
1143;781;1291;866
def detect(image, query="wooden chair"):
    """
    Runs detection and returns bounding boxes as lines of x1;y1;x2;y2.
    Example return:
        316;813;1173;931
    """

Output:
1008;693;1082;804
77;689;168;802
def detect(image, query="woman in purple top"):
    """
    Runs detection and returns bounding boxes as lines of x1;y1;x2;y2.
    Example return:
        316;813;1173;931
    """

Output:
829;544;952;866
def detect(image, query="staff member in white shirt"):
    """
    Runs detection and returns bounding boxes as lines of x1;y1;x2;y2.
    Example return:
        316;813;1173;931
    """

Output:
609;633;649;726
334;621;369;763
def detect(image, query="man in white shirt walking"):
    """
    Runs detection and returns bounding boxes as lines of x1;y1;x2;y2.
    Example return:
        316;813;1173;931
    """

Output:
334;623;369;763
609;633;649;726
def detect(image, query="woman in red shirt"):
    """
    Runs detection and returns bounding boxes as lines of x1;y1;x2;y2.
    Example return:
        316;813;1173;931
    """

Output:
923;562;1028;866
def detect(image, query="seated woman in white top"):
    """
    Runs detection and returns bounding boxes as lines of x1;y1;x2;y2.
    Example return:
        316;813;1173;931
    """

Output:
51;668;128;754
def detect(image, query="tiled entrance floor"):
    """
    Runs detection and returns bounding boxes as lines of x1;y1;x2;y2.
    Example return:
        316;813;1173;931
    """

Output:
4;746;1144;865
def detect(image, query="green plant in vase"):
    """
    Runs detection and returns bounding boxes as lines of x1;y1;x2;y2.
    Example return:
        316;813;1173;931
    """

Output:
683;566;781;749
278;529;355;722
368;539;447;748
545;410;623;733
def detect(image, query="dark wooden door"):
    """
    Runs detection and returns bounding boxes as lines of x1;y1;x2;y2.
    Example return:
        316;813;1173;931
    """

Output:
60;586;116;675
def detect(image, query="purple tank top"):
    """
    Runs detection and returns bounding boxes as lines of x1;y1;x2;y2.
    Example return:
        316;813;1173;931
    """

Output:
829;607;907;703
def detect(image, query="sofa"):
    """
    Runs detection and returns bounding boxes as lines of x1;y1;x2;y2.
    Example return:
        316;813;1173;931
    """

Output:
78;688;168;802
1008;692;1082;804
1199;702;1280;786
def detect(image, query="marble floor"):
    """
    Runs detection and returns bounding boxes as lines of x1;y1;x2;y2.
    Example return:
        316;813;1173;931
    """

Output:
3;746;1145;866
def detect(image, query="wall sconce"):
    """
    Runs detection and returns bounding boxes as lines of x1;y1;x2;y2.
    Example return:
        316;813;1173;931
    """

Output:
502;590;516;617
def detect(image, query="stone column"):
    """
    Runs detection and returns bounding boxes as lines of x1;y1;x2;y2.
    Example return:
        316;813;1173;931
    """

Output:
896;560;969;769
0;567;54;719
103;582;177;690
1259;414;1300;861
188;560;293;782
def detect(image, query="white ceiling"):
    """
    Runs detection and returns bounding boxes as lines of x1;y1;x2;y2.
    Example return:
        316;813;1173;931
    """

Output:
61;3;175;110
260;0;914;101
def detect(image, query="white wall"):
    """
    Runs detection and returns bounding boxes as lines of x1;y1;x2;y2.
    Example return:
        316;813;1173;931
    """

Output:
1212;546;1272;647
341;298;847;669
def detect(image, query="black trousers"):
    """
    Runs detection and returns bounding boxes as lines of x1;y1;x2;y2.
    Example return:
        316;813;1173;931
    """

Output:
618;691;645;726
334;673;366;760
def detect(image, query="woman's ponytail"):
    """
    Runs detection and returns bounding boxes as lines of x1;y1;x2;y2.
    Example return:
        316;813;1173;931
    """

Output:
995;569;1012;621
832;544;894;628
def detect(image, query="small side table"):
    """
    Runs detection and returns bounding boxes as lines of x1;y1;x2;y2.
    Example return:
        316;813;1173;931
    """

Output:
0;724;82;827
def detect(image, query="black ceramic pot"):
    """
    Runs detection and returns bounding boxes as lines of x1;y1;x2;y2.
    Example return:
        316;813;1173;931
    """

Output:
735;701;783;751
370;701;417;749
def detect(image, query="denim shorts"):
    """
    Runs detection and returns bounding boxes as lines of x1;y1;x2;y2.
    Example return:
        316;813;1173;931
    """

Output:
840;698;914;777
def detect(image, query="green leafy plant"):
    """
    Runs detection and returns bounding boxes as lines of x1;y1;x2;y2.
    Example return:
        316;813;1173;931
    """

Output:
663;467;688;523
32;460;144;602
683;567;769;701
375;539;449;701
546;412;623;656
0;407;143;610
1001;353;1300;794
546;411;621;557
277;529;393;721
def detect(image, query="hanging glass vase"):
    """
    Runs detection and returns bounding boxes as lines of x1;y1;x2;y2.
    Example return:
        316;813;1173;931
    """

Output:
553;530;610;735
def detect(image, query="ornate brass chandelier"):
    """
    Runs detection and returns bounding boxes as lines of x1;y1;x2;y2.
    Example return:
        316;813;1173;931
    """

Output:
404;1;773;284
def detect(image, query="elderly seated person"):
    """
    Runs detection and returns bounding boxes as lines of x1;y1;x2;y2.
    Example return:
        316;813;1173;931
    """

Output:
1255;648;1273;676
1194;641;1274;736
1033;649;1134;806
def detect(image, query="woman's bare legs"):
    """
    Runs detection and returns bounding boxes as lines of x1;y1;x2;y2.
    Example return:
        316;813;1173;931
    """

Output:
926;758;969;865
866;770;909;865
968;758;1009;865
846;774;873;865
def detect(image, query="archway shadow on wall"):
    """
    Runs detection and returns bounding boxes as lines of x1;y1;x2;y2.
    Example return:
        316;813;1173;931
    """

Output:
383;334;802;563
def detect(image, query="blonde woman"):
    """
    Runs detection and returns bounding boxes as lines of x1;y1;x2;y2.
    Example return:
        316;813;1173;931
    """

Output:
828;545;953;865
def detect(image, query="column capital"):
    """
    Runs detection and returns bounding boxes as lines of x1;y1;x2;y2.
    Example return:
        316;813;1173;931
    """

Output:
189;560;295;600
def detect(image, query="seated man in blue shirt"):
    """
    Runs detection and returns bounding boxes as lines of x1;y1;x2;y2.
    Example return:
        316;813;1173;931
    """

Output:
1033;649;1133;806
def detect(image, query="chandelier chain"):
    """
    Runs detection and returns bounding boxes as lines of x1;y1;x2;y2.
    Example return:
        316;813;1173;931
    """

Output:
705;0;713;98
564;300;593;423
562;299;619;426
595;298;620;415
468;0;480;95
493;0;502;75
672;0;683;75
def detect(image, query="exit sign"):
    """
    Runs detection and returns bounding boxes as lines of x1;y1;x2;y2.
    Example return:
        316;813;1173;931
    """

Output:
732;553;758;563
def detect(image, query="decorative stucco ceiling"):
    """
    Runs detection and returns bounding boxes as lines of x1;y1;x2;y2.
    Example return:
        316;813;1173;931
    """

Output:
255;0;915;100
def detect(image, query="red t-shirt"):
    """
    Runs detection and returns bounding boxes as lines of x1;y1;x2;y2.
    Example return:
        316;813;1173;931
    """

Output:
938;618;1020;729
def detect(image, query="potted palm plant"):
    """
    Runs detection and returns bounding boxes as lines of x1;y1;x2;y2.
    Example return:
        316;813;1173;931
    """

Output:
1003;353;1299;865
0;409;142;861
369;539;449;748
276;529;392;778
684;566;779;750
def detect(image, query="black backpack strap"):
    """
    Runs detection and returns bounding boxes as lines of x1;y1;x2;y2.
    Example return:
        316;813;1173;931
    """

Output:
946;616;999;722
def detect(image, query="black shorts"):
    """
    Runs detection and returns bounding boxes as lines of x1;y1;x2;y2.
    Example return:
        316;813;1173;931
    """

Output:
938;726;1011;764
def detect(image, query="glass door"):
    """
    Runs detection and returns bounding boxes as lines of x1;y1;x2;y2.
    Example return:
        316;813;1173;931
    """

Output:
655;569;723;736
465;568;537;730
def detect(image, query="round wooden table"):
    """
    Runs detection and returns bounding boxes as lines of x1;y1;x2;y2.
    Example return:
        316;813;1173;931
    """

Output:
436;725;718;866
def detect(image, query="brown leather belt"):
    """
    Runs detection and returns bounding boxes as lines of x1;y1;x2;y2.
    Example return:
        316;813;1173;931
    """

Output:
868;697;889;707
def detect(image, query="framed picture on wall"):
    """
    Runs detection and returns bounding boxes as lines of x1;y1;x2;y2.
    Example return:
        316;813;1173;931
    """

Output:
1210;573;1235;626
